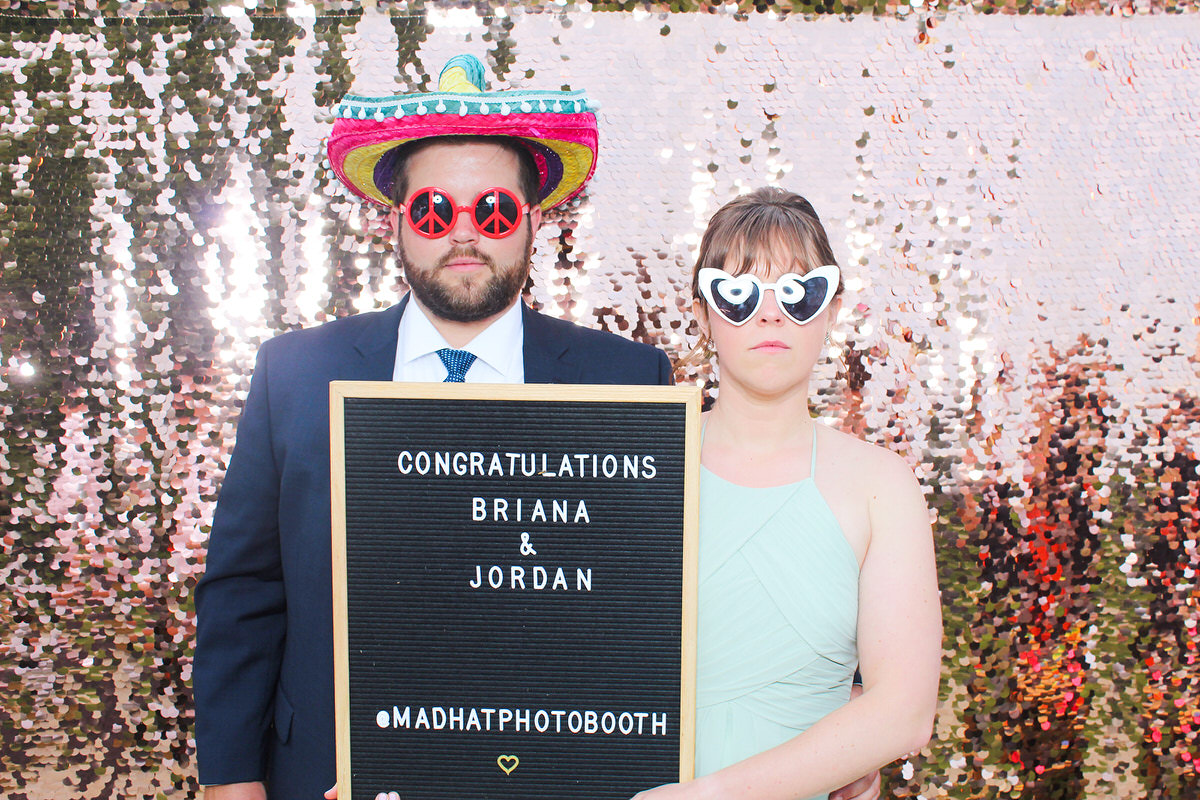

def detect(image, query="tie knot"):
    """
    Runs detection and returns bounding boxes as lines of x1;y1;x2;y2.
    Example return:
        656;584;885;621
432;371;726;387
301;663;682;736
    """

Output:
437;348;477;383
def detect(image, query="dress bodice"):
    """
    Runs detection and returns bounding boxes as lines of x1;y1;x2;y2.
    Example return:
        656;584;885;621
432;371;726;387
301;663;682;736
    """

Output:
695;427;859;799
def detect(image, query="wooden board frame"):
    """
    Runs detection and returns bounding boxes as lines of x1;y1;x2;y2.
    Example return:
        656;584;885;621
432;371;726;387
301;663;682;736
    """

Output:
331;381;700;799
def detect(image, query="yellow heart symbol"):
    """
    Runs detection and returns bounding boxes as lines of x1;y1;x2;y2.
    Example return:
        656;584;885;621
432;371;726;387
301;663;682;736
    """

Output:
497;754;519;775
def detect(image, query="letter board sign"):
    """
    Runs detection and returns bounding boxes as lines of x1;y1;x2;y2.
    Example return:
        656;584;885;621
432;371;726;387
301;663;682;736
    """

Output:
330;382;700;799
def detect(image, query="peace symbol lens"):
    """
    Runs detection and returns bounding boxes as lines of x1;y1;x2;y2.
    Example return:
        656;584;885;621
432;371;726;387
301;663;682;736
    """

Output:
401;187;528;239
698;265;840;326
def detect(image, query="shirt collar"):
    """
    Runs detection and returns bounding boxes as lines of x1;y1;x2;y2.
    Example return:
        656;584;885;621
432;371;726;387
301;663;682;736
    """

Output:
399;294;524;374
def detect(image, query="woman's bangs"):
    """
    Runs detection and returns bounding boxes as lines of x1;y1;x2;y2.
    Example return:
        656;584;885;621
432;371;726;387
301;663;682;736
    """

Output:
726;225;816;278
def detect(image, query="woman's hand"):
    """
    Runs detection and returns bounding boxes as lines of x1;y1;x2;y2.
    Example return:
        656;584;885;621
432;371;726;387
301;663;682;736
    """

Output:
631;778;718;800
631;784;689;800
829;770;881;800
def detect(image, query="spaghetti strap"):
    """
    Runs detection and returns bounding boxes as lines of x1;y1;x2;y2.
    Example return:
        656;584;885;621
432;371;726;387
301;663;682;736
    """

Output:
809;424;818;478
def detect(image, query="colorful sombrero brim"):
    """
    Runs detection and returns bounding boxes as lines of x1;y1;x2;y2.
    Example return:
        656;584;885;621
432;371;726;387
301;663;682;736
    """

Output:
328;90;598;210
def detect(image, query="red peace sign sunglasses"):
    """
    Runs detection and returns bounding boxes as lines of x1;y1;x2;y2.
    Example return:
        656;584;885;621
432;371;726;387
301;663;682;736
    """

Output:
399;187;530;239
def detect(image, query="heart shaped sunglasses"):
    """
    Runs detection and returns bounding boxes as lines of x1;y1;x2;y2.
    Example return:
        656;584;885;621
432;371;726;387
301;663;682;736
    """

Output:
698;265;840;326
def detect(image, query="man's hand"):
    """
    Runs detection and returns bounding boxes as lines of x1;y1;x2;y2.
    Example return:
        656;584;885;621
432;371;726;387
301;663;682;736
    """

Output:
202;783;267;800
324;786;400;800
828;770;881;800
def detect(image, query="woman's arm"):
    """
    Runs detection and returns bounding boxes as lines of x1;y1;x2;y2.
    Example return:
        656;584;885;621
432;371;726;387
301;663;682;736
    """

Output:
635;450;942;800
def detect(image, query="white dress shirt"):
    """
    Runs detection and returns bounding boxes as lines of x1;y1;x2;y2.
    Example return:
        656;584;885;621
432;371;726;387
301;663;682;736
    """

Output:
391;296;525;383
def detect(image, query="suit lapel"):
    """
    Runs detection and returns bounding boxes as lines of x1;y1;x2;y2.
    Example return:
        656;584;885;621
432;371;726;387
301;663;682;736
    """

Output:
521;303;581;384
347;295;408;381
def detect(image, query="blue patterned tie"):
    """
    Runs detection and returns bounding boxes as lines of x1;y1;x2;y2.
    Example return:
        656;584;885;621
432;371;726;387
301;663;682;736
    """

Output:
437;348;477;383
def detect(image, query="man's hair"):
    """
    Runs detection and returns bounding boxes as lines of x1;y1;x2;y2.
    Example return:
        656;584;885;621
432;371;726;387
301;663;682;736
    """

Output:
691;186;843;301
387;136;542;209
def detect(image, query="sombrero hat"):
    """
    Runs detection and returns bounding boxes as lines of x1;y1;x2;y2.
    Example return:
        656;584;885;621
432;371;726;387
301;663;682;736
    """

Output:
328;54;599;211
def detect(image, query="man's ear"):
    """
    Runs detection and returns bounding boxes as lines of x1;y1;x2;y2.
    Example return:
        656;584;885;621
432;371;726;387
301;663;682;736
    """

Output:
389;207;401;240
528;202;543;233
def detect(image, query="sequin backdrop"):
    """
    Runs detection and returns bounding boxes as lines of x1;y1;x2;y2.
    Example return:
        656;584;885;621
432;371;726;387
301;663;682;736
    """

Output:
1;1;1197;798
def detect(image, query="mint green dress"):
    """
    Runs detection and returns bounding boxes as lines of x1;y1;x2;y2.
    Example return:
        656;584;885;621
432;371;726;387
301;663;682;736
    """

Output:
695;428;860;800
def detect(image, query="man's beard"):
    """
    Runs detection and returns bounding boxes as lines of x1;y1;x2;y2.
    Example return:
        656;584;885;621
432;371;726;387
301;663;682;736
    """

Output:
398;238;532;324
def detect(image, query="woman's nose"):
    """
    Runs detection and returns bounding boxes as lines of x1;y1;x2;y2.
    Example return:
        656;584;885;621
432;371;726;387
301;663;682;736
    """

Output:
756;289;785;323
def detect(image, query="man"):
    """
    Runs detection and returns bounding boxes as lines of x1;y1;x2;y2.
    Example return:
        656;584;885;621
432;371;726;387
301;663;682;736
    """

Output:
194;56;671;800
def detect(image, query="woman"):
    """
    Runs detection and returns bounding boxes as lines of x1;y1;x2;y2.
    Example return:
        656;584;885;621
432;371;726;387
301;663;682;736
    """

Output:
633;188;941;800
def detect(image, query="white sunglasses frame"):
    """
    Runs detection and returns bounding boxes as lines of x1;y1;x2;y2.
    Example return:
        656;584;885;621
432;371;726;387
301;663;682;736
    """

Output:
697;265;841;327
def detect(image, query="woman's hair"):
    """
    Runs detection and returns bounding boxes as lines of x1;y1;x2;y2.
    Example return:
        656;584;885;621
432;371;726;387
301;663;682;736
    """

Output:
690;187;841;301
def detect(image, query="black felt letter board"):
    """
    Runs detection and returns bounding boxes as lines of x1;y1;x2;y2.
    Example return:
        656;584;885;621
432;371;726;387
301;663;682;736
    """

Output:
331;383;699;800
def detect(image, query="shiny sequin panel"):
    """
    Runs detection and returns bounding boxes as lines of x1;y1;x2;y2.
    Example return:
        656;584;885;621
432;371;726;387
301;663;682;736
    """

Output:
1;4;1198;799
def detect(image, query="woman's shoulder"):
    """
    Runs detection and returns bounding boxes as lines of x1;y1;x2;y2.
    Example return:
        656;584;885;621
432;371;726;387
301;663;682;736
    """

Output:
818;425;931;554
818;425;923;496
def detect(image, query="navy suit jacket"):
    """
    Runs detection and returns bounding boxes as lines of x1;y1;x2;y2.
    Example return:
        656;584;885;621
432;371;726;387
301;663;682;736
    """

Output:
193;297;672;797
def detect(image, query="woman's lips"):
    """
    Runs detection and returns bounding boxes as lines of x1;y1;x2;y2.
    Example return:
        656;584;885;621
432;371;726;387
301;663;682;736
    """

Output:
752;340;789;351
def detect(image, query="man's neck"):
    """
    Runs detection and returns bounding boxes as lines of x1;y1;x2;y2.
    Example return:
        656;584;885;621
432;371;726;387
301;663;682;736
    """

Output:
411;295;520;348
